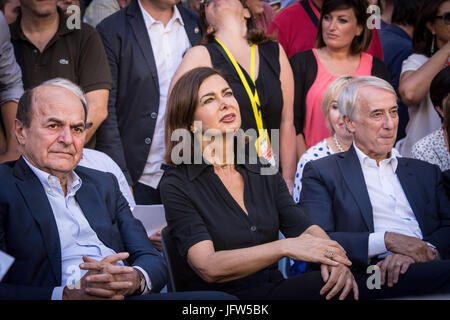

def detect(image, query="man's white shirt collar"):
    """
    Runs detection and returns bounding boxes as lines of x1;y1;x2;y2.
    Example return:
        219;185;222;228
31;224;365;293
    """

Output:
353;142;401;173
138;0;184;29
22;156;82;196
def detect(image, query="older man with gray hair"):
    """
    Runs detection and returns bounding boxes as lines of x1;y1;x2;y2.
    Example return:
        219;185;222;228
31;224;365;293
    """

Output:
300;76;450;299
0;78;233;301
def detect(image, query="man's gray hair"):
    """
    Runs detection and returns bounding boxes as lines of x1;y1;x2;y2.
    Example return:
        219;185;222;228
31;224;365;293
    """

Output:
337;76;397;121
17;78;88;128
41;78;87;110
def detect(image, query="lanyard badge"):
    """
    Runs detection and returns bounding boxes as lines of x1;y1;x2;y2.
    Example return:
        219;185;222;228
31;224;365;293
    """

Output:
215;37;275;165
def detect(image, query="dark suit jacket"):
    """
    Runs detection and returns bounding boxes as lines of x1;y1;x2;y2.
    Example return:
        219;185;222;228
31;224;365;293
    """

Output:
95;0;202;185
0;157;167;300
444;169;450;199
299;145;450;267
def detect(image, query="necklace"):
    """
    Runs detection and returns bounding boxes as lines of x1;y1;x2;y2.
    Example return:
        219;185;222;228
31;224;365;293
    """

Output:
333;134;345;153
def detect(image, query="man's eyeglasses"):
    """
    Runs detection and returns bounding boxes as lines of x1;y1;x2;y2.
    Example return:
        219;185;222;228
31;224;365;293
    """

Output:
436;12;450;25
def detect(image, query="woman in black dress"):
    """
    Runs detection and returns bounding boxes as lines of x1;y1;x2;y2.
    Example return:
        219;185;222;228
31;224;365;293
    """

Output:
161;67;358;300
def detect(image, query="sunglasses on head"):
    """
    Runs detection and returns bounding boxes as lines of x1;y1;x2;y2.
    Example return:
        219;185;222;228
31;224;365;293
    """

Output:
436;12;450;25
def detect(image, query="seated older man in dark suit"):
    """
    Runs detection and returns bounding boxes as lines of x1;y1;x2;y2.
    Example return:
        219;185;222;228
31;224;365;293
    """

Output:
299;76;450;299
0;78;233;300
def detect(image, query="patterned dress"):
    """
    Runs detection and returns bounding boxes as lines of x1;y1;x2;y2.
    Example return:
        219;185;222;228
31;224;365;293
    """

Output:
293;138;334;203
411;128;450;171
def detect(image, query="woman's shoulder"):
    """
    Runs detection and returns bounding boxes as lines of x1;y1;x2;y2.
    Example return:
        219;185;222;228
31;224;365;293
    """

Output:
300;139;332;163
289;49;315;62
185;45;211;59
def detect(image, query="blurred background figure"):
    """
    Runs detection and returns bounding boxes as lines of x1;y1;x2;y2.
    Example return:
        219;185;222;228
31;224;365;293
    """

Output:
411;67;450;171
379;0;425;142
268;0;384;60
182;0;200;13
245;0;275;32
368;0;393;28
290;0;389;158
0;0;20;24
267;0;281;13
0;11;23;163
397;0;450;157
84;0;131;27
171;0;297;192
56;0;80;12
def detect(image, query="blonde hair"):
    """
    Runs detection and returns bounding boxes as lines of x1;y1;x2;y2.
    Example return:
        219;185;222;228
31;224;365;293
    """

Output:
321;76;353;135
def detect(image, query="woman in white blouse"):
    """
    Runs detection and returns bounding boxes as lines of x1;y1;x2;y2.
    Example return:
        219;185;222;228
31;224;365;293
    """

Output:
293;76;353;203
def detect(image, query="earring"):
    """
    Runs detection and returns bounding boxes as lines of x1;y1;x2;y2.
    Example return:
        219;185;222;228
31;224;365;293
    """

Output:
431;34;436;55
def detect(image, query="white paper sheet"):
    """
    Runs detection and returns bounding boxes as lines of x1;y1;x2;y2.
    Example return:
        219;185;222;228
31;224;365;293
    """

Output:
132;204;167;236
0;250;14;281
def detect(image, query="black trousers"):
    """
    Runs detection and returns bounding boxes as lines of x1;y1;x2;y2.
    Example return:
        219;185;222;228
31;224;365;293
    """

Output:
126;291;237;300
234;260;450;300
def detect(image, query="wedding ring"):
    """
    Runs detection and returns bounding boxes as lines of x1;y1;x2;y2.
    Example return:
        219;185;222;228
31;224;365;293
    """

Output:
324;250;335;260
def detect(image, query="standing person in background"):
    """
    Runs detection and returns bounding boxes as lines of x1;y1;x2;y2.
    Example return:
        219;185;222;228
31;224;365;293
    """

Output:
9;0;111;145
95;0;201;204
290;0;389;157
181;0;200;13
84;0;131;27
379;0;424;142
245;0;275;33
267;0;384;60
411;67;450;171
397;0;450;157
56;0;80;12
0;12;23;163
0;0;20;23
171;0;297;192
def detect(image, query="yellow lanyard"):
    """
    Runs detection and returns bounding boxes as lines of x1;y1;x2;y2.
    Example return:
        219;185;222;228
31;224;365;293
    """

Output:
215;37;264;132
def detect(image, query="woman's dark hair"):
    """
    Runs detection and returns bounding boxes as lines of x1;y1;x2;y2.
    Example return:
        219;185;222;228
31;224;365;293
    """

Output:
165;67;228;166
412;0;446;57
391;0;425;26
316;0;372;55
430;67;450;111
198;0;272;45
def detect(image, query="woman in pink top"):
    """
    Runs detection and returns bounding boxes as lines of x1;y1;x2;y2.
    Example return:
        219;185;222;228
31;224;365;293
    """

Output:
290;0;389;158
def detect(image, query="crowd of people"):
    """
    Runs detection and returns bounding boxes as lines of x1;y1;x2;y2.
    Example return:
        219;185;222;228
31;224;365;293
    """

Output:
0;0;449;300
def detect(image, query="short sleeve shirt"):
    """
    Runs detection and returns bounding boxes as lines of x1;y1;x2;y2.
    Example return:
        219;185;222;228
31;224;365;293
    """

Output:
160;161;314;293
9;8;112;92
411;128;450;171
397;54;442;157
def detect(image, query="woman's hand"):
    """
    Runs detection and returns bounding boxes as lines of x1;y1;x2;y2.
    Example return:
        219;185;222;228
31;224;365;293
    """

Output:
320;264;359;300
284;233;352;267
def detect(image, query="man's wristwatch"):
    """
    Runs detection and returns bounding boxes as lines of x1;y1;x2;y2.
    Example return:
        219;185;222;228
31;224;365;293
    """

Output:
137;271;146;295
